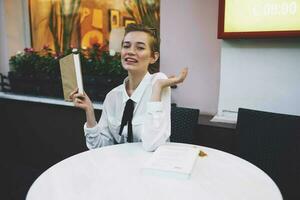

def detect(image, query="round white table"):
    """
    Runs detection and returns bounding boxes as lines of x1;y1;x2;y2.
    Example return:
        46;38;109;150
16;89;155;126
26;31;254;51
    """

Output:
26;143;282;200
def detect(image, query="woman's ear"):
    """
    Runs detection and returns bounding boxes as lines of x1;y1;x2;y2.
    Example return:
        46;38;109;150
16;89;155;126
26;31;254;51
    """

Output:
150;52;159;64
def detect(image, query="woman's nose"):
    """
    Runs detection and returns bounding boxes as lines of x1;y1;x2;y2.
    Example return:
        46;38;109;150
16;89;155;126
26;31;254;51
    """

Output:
127;46;136;55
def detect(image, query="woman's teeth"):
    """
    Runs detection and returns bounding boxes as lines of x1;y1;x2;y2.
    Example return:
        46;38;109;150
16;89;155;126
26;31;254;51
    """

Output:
125;58;138;63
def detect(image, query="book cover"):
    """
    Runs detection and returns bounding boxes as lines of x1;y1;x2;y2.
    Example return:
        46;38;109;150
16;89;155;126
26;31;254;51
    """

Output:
143;144;200;179
59;53;84;101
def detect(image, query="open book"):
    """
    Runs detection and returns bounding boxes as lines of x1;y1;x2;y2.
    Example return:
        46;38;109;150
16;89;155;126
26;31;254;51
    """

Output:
143;144;200;178
59;53;84;101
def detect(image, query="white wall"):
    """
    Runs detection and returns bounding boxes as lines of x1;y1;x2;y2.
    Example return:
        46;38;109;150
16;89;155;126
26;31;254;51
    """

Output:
216;38;300;120
161;0;300;119
160;0;221;115
0;0;9;75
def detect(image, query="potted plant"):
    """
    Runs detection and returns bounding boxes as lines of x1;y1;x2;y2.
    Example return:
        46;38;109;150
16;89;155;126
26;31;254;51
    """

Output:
8;46;62;97
8;43;127;101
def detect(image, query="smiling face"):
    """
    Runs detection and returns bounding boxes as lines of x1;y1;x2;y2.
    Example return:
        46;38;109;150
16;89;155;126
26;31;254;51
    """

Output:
121;31;159;74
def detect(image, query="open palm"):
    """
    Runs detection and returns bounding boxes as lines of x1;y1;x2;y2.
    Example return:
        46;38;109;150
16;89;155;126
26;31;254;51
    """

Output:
156;68;188;89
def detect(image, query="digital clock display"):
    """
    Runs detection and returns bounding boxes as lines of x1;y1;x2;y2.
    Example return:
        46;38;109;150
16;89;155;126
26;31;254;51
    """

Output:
223;0;300;32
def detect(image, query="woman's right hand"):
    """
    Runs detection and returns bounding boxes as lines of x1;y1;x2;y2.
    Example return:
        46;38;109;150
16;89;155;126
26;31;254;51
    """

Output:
70;89;97;128
69;88;93;112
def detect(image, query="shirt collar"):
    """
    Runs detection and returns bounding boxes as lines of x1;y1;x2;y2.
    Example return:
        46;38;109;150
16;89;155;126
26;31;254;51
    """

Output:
122;72;151;104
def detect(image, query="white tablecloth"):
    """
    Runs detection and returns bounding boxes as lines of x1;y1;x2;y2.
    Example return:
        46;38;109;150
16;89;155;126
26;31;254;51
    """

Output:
26;143;282;200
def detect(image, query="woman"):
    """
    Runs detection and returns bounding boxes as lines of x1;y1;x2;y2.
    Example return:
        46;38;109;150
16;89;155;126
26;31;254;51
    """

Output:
70;24;187;151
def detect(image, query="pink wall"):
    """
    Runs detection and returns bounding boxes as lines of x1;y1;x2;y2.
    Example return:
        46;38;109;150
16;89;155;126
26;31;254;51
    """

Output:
160;0;221;115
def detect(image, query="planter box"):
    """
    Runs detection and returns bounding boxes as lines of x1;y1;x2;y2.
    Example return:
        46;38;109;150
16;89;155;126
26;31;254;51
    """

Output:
8;72;63;98
8;72;125;101
83;75;124;101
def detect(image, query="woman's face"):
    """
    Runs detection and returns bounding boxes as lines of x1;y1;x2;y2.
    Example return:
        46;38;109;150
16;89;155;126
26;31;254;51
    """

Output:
121;31;158;74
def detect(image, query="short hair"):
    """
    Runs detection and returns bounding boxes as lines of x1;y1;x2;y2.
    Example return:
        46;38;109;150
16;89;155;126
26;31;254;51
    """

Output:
124;24;160;54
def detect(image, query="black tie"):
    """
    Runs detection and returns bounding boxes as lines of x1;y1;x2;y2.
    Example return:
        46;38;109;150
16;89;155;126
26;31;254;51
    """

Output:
119;99;134;142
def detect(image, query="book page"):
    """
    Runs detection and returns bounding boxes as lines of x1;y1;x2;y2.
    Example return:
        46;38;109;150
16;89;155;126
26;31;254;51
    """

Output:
143;144;199;175
73;53;84;94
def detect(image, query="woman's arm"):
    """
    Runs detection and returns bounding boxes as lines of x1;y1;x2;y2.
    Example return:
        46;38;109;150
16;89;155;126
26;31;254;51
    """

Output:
142;85;171;151
141;68;188;151
84;105;114;149
151;68;188;102
70;89;114;149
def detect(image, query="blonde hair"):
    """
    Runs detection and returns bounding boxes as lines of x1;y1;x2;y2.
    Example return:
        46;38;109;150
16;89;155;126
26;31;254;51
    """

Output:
124;24;159;54
123;24;160;73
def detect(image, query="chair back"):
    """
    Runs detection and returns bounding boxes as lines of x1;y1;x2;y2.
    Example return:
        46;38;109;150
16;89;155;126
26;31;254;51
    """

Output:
170;105;199;144
236;108;300;200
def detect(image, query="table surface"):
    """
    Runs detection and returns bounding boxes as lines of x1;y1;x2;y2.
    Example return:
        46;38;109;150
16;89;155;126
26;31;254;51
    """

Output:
26;143;282;200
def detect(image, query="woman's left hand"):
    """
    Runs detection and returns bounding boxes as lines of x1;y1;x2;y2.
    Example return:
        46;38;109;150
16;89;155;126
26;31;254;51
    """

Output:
155;67;188;89
151;68;188;101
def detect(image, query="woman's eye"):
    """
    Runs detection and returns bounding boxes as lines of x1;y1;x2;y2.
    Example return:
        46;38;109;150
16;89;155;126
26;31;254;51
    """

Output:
137;46;145;50
122;44;130;48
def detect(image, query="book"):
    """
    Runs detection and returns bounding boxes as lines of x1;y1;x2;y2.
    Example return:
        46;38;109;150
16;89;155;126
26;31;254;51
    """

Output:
143;144;200;179
59;53;84;101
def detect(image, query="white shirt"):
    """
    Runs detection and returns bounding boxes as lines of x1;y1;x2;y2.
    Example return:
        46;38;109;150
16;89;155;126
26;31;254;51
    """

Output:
84;72;171;151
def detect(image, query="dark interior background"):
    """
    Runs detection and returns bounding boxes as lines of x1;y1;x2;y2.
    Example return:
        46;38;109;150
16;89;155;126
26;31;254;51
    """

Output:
0;98;236;199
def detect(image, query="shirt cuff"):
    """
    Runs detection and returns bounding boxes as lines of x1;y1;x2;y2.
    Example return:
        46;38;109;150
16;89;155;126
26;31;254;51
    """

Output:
147;102;163;113
84;122;99;136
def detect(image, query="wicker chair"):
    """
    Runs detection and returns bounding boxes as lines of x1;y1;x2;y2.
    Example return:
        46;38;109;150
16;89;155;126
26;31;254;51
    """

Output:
170;105;199;144
236;108;300;200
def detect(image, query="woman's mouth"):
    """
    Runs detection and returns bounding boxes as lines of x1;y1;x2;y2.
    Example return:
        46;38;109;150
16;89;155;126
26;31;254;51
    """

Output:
124;57;138;64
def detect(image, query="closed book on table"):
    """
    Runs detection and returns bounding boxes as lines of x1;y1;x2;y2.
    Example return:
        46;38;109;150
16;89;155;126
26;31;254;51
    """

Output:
59;53;84;101
143;144;200;179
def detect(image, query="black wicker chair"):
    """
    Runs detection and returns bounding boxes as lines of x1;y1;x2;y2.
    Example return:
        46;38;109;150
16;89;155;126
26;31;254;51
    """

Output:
170;105;199;144
236;108;300;200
